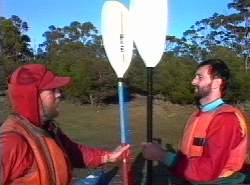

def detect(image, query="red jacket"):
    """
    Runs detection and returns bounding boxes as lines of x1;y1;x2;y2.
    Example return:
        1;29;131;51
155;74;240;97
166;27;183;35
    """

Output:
0;115;72;185
0;66;111;185
173;105;248;182
0;115;111;185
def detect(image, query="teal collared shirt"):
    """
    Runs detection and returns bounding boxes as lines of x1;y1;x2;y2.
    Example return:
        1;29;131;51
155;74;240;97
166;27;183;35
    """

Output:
200;99;225;112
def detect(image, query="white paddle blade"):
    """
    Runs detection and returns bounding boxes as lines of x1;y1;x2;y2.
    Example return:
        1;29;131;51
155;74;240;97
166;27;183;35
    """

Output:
101;1;133;78
130;0;168;67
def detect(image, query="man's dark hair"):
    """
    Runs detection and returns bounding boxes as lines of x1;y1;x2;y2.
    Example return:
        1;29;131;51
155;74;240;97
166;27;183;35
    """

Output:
198;59;230;97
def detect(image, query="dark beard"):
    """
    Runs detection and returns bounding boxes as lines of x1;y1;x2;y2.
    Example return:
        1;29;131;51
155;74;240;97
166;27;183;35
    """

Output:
194;83;212;100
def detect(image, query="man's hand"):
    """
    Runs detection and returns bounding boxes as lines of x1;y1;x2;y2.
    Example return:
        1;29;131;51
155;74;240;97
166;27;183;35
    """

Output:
141;142;166;161
102;144;130;163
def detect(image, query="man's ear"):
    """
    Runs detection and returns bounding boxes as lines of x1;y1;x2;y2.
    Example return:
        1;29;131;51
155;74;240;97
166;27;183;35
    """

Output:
212;78;222;90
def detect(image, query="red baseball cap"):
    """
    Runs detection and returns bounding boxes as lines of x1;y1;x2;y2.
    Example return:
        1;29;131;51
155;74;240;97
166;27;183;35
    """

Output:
9;64;72;90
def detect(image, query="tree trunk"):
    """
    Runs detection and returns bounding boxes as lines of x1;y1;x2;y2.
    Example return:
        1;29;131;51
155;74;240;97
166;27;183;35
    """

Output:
89;94;94;106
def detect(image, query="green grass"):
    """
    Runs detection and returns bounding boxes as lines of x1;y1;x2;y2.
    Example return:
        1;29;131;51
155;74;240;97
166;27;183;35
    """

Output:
56;97;194;151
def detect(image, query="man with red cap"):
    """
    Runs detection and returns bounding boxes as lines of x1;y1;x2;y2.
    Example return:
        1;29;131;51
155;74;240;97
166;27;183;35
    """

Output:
0;64;129;185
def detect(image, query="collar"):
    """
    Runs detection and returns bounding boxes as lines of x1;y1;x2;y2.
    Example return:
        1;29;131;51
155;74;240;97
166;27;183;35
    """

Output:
200;99;225;112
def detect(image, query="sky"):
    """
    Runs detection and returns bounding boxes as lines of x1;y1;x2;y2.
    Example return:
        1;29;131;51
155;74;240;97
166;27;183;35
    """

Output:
0;0;233;50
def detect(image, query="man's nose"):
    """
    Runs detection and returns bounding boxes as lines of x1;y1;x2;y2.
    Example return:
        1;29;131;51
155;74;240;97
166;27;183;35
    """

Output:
55;89;65;100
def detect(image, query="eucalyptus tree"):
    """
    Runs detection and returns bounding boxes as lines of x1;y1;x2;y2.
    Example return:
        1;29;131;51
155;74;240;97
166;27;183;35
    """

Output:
39;21;99;53
154;54;196;104
0;15;32;63
0;15;33;90
182;0;250;69
227;0;250;70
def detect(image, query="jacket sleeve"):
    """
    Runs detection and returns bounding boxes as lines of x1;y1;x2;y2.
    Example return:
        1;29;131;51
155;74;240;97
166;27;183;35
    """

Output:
56;129;111;168
0;132;34;185
172;112;244;182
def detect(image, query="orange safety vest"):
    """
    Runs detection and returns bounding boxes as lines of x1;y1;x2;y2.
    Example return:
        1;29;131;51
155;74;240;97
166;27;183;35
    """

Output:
180;104;248;178
0;115;72;185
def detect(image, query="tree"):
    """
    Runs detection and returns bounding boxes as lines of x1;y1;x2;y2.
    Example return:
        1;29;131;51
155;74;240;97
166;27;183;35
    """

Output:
126;49;147;94
208;46;250;102
154;54;197;104
181;0;250;69
0;15;33;90
38;21;99;55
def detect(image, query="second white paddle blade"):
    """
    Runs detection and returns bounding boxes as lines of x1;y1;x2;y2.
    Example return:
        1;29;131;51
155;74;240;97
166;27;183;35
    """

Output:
130;0;168;67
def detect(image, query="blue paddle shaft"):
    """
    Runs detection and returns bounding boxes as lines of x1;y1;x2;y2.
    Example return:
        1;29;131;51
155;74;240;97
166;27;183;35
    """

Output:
118;81;132;144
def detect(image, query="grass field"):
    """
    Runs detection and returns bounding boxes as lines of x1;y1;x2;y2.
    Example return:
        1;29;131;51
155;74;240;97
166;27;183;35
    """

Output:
56;96;194;150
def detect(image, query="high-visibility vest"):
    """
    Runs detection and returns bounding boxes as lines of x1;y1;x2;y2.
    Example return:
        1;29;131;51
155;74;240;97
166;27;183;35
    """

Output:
0;115;72;185
180;104;248;178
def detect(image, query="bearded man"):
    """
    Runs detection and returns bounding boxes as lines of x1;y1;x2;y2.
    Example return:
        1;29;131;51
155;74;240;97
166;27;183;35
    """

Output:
142;59;249;184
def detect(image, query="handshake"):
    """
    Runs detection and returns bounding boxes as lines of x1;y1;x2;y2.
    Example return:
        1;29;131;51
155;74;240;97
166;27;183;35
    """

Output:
102;142;167;163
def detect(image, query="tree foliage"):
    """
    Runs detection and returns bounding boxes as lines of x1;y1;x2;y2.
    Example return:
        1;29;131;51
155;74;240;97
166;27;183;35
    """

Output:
0;15;33;90
1;0;250;105
154;54;196;104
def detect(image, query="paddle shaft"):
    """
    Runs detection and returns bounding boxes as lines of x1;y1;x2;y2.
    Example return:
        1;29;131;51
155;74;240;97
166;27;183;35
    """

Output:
146;67;153;185
118;80;131;143
118;79;134;185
